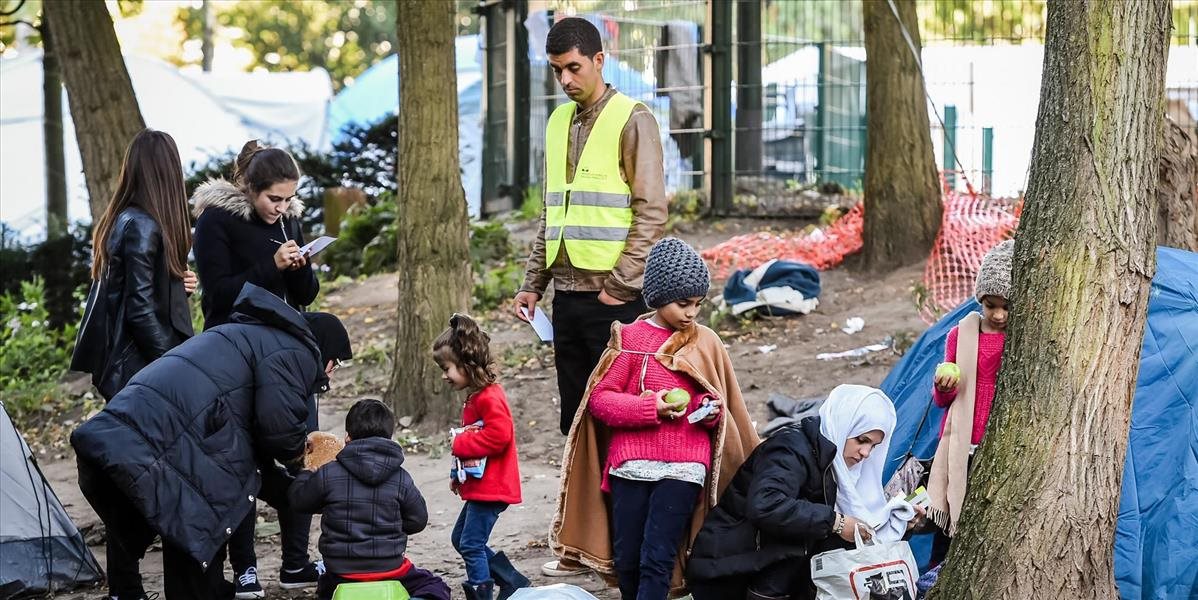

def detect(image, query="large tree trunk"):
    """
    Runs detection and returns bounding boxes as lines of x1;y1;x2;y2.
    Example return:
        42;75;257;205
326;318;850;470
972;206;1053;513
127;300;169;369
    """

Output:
860;0;941;271
1156;115;1197;251
41;21;67;240
386;0;473;425
927;2;1170;599
43;0;144;224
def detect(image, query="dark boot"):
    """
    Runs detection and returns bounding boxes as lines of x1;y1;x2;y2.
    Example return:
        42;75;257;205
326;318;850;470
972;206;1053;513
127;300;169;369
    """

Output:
460;581;495;600
488;552;531;600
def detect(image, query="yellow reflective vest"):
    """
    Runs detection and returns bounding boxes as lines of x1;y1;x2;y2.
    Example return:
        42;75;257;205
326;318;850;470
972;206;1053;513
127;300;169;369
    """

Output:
543;92;639;271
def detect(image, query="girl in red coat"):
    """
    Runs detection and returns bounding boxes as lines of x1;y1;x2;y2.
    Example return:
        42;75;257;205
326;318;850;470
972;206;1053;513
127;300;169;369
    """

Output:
433;314;530;600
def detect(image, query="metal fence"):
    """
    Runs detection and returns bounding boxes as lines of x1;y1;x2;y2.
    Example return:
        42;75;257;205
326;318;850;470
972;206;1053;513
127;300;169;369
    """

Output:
478;0;1198;216
525;1;708;198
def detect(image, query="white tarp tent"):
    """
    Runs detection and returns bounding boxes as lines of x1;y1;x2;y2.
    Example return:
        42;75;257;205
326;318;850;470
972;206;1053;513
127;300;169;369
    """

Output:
0;402;103;597
0;51;332;240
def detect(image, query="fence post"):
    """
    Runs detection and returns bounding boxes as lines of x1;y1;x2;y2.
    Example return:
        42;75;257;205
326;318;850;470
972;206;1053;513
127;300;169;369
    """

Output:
707;0;733;214
982;126;993;195
942;104;957;190
480;0;529;216
510;0;529;208
735;0;762;174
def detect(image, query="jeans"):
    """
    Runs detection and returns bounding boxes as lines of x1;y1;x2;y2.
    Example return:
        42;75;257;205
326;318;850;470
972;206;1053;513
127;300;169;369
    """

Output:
450;501;508;584
609;477;702;600
552;291;645;435
229;461;313;573
77;458;232;600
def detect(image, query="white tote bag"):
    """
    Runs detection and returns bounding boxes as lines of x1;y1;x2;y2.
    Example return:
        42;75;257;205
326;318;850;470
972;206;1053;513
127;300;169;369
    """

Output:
811;526;919;600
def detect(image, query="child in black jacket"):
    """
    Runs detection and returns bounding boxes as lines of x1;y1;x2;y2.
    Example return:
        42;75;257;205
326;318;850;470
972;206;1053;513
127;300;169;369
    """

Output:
290;399;451;600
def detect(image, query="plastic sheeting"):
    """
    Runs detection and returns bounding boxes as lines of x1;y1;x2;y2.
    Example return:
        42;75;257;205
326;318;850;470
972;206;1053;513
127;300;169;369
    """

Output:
325;35;483;217
0;51;332;239
879;247;1198;600
0;402;103;597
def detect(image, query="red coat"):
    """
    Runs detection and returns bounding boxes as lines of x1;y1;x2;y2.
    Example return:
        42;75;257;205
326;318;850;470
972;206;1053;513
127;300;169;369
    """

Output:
452;383;522;504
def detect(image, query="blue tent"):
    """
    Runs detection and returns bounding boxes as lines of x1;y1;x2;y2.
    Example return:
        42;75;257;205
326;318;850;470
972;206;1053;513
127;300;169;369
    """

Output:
879;247;1198;600
326;35;483;216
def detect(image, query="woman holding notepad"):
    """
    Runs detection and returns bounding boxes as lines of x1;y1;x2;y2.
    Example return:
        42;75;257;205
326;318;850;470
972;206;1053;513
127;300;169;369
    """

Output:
191;139;319;329
191;139;327;597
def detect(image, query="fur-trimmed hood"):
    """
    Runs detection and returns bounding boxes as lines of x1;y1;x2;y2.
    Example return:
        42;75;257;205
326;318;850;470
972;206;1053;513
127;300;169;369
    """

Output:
191;178;305;221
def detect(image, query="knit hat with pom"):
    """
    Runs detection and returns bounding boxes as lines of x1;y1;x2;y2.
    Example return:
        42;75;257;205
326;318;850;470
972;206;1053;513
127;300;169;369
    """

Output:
975;239;1015;301
642;237;711;308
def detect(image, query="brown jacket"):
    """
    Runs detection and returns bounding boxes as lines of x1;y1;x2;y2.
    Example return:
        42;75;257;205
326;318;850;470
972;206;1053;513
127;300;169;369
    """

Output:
520;86;668;302
549;317;760;594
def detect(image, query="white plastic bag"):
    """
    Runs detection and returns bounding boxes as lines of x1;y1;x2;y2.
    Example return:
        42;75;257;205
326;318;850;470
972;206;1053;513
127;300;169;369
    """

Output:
811;526;918;600
507;584;600;599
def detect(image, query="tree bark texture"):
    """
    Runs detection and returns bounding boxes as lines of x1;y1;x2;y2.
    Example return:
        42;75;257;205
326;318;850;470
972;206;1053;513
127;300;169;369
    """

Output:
40;18;67;240
927;2;1170;599
387;0;473;425
43;0;144;224
1156;115;1197;251
861;0;941;271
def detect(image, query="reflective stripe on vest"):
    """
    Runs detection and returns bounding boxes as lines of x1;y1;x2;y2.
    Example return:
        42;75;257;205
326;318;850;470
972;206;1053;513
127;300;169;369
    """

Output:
543;93;639;271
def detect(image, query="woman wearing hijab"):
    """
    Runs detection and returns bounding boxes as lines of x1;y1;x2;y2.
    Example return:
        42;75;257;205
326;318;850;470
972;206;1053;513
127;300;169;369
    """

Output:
687;385;922;600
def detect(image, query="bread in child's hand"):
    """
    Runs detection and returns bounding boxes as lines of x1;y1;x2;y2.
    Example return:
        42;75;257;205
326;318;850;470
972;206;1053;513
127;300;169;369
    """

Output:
304;431;344;471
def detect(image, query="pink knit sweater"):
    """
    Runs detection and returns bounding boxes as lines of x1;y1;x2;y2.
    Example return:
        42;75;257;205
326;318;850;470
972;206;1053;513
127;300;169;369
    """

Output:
933;325;1006;444
588;320;720;490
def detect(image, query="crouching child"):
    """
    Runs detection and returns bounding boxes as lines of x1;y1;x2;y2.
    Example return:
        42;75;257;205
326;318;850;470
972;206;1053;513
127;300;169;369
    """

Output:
289;399;451;600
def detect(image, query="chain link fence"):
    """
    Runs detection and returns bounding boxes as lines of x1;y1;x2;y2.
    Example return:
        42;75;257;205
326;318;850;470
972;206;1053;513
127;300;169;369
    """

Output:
479;0;1198;216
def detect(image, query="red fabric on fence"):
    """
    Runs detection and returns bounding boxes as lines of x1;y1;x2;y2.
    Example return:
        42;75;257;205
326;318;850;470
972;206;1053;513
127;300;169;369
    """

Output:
699;192;1021;323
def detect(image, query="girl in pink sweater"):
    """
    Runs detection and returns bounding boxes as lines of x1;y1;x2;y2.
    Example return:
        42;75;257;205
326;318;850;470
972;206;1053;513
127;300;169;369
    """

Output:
587;238;723;600
928;239;1013;565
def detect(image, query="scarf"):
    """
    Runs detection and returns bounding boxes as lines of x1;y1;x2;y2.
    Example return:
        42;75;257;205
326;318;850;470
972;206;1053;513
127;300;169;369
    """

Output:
926;311;981;536
818;385;913;543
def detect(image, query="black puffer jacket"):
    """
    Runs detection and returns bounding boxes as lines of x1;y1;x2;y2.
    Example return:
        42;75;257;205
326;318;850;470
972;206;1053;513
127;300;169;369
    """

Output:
289;437;428;574
688;416;843;582
191;179;319;329
70;207;193;399
71;285;324;568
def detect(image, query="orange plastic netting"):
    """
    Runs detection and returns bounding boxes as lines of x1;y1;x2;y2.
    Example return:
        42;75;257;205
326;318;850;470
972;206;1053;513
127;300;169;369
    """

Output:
700;191;1021;323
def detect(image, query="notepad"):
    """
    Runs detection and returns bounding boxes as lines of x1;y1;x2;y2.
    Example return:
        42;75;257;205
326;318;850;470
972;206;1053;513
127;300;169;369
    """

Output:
519;306;554;342
300;236;337;257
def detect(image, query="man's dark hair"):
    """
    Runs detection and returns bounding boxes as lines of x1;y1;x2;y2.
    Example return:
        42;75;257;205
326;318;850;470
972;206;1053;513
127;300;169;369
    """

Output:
546;17;603;58
345;398;395;440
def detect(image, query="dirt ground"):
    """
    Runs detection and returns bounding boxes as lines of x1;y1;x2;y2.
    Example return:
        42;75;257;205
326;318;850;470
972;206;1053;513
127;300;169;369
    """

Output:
45;219;929;600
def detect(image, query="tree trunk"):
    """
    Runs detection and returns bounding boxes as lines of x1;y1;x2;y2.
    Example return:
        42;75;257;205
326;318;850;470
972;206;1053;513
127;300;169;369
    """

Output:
387;0;473;425
200;0;214;72
41;19;67;240
927;2;1170;599
1156;115;1197;251
860;0;941;271
43;0;144;224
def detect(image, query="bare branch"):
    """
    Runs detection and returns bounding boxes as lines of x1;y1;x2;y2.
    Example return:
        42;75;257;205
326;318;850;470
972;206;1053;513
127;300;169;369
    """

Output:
0;18;35;29
0;0;27;18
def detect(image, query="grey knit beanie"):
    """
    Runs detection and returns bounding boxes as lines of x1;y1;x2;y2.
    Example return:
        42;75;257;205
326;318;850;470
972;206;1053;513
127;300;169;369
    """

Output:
975;239;1015;301
642;237;711;308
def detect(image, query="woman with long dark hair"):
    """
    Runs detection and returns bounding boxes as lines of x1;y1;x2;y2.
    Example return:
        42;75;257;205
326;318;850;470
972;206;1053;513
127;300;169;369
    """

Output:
71;128;197;401
191;140;318;329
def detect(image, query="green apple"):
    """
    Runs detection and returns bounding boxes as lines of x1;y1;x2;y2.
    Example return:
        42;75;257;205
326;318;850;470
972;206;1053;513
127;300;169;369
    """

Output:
664;388;690;408
936;362;961;380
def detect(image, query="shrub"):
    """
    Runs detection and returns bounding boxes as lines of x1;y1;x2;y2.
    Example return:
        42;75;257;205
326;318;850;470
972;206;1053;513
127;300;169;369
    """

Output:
0;278;78;418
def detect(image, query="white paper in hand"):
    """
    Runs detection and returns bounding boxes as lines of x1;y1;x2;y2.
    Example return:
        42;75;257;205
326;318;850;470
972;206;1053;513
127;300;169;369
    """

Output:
300;236;337;257
519;306;554;342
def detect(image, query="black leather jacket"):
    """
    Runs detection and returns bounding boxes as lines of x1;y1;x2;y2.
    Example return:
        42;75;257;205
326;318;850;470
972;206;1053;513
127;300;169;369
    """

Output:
71;207;193;399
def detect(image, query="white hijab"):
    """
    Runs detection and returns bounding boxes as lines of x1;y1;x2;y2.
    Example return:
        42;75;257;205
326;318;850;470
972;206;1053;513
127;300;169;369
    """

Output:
819;384;914;542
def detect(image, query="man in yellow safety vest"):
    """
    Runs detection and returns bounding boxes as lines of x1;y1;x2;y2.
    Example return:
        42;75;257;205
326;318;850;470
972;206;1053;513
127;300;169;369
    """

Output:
514;12;667;538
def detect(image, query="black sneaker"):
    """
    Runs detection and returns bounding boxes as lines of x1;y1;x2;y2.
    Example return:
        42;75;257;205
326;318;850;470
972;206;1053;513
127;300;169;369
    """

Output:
278;560;324;590
234;566;265;599
107;594;160;600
